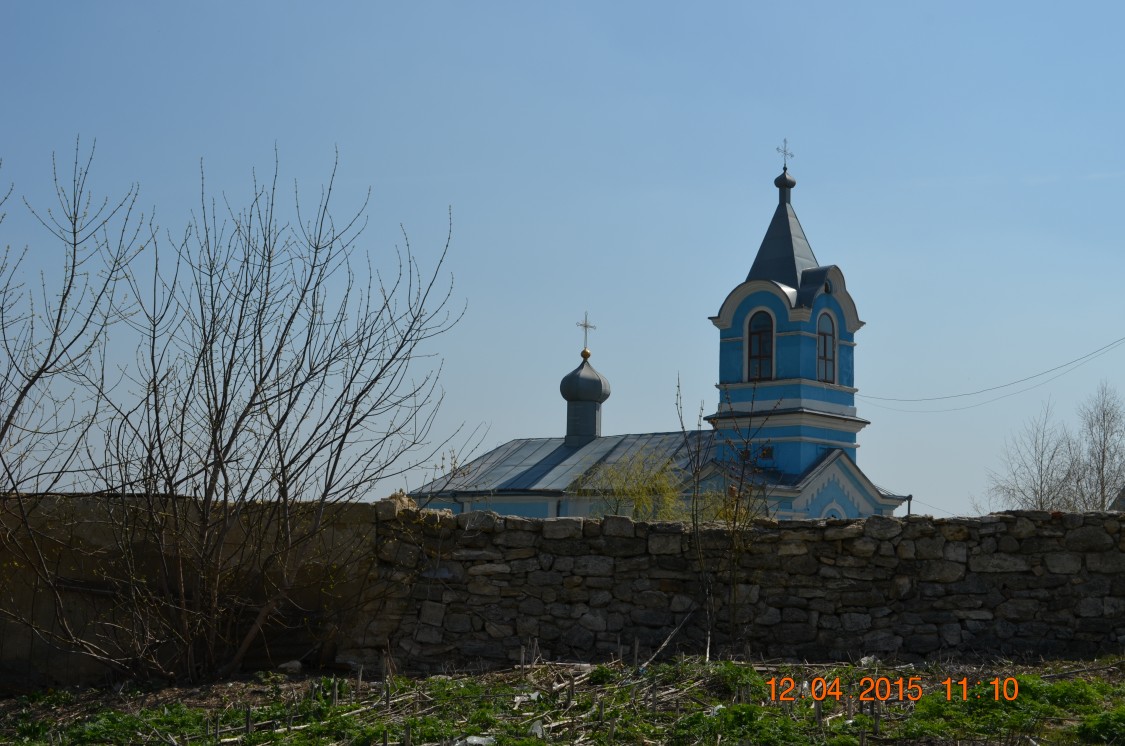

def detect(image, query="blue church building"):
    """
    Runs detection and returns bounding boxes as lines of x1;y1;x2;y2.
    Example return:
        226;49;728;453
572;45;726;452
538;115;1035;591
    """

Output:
415;167;906;519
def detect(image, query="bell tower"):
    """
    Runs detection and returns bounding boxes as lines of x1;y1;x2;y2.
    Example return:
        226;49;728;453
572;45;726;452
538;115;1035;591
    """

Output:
706;166;868;487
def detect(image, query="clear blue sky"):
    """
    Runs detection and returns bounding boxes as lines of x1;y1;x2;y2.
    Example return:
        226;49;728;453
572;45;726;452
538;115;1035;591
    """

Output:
3;2;1124;518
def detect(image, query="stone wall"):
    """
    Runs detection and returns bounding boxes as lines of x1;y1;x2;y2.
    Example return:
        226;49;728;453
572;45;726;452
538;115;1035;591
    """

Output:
338;506;1125;672
5;500;1125;686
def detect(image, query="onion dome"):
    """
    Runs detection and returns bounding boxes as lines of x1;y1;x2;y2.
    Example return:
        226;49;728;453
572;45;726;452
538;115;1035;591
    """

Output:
560;349;611;403
774;166;797;189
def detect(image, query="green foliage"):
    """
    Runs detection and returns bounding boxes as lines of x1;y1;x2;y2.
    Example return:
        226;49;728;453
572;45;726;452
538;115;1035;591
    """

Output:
587;663;616;685
1076;704;1125;742
709;659;769;701
8;660;1125;745
572;447;687;520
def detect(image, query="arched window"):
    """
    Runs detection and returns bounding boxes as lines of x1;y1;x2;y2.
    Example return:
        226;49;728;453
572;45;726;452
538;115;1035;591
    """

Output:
747;311;773;381
817;313;835;384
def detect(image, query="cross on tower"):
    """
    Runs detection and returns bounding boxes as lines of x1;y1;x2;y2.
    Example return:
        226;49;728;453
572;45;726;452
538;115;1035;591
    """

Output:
776;138;795;168
576;311;596;349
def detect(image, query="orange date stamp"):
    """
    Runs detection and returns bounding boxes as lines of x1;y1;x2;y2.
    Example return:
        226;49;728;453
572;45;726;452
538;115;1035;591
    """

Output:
767;676;1020;702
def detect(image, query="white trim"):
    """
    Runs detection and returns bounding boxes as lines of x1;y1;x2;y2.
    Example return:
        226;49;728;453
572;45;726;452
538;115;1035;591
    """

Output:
710;410;868;435
710;280;796;330
818;501;847;520
720;380;859;396
819;266;864;333
714;394;858;417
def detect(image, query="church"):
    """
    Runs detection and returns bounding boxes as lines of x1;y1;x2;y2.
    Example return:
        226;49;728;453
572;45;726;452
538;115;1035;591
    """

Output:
414;165;907;519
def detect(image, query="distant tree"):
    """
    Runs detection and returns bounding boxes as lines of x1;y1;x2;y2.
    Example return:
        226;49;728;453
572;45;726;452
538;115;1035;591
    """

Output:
1074;381;1125;511
989;401;1080;511
989;386;1125;513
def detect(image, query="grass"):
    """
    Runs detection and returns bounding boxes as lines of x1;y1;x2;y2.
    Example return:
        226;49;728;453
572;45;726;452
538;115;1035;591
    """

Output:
3;656;1125;744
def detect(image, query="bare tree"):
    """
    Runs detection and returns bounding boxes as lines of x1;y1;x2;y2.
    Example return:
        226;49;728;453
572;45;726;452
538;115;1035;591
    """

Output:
989;401;1079;511
0;147;461;682
0;143;142;495
1074;381;1125;511
676;381;773;659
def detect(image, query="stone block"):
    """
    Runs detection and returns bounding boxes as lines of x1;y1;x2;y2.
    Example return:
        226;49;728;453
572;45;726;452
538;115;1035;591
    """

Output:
414;625;443;644
825;523;864;540
968;554;1030;572
485;621;514;638
648;533;682;555
1075;598;1104;618
603;537;648;557
919;560;966;583
861;630;903;653
943;542;968;563
562;625;595;649
1066;526;1114;552
419;600;446;627
1009;516;1037;538
631;608;673;627
375;499;399;521
1044;553;1082;574
755;606;781;625
914;536;946;560
458;511;501;531
939;622;962;645
574;555;615;576
776;623;818;642
578;612;607;632
782;607;808;622
939;522;970;541
590;590;612;607
1088;552;1125;573
865;516;903;540
995;599;1038;620
494;530;538;548
601;515;635;537
542;517;584;539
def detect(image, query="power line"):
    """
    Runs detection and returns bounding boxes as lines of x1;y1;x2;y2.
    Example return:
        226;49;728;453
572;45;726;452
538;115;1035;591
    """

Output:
857;333;1125;412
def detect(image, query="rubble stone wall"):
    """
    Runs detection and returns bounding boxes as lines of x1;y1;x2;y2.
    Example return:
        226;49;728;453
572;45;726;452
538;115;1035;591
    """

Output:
5;501;1125;686
340;506;1125;672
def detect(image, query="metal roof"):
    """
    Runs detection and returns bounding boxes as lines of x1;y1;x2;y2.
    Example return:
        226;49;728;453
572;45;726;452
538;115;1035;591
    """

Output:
413;430;715;497
745;170;821;290
412;430;908;507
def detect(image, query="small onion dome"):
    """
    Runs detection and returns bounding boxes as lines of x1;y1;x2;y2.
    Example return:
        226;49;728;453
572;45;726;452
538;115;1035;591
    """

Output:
560;349;611;403
774;166;796;189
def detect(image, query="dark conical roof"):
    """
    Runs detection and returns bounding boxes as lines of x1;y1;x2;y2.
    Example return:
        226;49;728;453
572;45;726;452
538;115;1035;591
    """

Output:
560;349;611;403
746;167;820;288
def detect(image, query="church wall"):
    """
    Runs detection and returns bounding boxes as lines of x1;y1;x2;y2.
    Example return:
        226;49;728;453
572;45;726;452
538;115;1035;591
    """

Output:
10;503;1120;686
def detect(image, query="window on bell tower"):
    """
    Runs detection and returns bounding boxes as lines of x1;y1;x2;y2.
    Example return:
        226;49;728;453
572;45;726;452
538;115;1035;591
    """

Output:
747;311;773;381
817;313;835;384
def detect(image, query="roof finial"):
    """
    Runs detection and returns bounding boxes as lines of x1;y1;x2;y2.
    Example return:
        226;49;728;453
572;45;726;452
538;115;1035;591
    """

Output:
776;138;795;170
576;311;596;359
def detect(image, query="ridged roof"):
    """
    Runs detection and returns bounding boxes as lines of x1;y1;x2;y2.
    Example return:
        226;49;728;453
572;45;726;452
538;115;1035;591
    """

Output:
412;431;712;496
